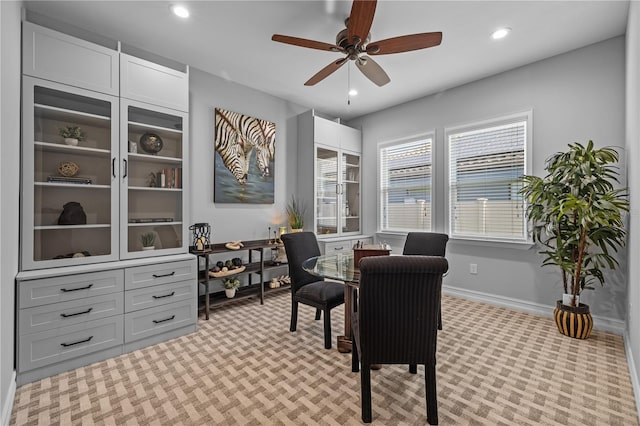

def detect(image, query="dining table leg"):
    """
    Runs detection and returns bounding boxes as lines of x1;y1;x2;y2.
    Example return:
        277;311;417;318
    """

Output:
337;281;356;353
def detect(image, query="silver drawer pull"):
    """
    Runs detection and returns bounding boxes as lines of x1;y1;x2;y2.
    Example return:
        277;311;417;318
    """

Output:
60;284;93;292
153;315;176;324
152;272;176;278
152;291;175;299
60;308;93;318
60;336;93;347
334;246;344;251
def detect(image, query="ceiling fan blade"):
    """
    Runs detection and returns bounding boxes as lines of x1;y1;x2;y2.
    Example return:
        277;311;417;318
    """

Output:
348;0;377;46
366;32;443;55
272;34;341;52
305;58;348;86
355;55;390;87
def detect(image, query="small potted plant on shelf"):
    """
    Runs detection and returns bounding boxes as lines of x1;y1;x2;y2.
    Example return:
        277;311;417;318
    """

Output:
140;232;156;251
222;277;240;298
58;126;85;146
520;140;628;339
286;195;306;232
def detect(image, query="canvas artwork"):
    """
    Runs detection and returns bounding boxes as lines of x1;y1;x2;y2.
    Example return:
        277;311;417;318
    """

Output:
214;108;275;203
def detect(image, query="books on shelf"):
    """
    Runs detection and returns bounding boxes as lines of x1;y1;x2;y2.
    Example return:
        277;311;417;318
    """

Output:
46;176;92;184
157;167;182;189
129;218;174;223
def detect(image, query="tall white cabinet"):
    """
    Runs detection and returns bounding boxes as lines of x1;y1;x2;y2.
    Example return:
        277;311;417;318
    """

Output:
297;110;371;253
16;22;196;385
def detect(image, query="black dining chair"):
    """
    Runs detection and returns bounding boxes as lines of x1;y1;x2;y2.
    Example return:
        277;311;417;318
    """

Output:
281;232;345;349
351;255;448;425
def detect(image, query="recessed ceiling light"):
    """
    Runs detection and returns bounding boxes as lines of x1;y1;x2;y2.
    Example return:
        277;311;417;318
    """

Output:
348;89;358;96
170;4;190;18
491;27;511;40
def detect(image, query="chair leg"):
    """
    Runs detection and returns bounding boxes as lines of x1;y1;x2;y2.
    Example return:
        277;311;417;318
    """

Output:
438;309;442;331
425;362;438;425
315;309;321;320
361;364;372;423
409;364;417;374
352;335;360;373
323;308;332;349
290;301;298;332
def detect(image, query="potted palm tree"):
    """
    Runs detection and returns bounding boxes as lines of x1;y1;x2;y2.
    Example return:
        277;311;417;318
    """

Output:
520;141;628;339
286;195;306;232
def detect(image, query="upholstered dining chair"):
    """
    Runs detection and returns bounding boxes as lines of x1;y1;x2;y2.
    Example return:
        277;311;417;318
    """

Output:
351;255;448;425
281;232;345;349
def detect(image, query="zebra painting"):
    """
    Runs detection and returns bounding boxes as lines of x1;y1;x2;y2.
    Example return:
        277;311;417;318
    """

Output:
214;108;275;203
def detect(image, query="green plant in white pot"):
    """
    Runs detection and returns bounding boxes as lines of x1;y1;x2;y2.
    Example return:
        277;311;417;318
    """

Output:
58;126;84;146
222;277;240;298
520;140;628;339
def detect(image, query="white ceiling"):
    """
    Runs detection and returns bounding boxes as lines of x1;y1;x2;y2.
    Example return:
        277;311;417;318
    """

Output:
22;0;629;120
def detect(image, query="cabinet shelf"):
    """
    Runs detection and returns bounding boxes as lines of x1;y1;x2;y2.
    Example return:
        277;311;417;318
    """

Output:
35;182;110;189
127;152;182;164
35;224;111;230
35;103;111;125
34;141;111;157
128;186;182;192
127;221;182;228
128;120;183;135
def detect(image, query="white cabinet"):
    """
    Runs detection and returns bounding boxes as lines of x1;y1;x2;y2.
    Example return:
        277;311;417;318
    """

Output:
298;111;362;238
21;23;190;269
22;22;119;96
21;76;120;270
120;99;188;258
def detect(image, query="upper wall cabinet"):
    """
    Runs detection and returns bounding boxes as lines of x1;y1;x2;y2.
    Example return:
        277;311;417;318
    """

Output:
120;54;189;112
22;22;119;96
297;111;362;238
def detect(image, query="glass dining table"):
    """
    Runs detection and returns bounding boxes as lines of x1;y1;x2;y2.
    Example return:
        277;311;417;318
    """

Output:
302;252;360;353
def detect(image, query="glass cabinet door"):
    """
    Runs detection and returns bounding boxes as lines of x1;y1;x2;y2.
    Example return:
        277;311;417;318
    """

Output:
316;147;338;235
121;100;187;258
21;77;119;270
342;152;361;234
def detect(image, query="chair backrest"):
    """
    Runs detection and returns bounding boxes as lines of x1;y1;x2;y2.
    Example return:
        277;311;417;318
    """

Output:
358;255;448;365
402;232;449;257
281;232;323;293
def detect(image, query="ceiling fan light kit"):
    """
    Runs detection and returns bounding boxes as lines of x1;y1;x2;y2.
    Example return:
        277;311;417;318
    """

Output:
271;0;442;87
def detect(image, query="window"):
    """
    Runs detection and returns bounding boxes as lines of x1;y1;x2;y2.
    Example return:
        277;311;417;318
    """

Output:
379;135;433;232
446;112;531;242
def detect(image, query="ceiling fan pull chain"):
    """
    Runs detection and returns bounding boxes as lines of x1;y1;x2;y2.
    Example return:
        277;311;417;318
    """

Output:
347;62;351;106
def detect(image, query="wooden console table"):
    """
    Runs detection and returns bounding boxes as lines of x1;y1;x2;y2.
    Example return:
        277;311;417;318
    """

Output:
190;240;288;319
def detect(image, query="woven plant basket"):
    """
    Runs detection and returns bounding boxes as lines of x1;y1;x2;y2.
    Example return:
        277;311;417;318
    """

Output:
554;300;593;339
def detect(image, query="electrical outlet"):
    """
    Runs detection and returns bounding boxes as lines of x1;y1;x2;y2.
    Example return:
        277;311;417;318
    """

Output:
470;263;478;274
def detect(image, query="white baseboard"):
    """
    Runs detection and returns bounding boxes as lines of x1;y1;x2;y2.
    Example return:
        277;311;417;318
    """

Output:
1;371;16;426
623;330;640;423
442;285;625;335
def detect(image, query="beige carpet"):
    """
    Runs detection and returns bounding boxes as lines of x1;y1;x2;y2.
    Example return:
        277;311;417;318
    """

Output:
11;292;639;425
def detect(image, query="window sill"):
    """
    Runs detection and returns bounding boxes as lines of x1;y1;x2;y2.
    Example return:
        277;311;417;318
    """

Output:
449;237;534;250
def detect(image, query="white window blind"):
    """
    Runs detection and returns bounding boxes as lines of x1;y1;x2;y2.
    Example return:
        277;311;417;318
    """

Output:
447;117;528;242
379;137;432;232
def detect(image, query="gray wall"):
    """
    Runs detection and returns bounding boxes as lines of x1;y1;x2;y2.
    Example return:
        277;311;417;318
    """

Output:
0;1;21;423
625;0;640;414
349;37;627;322
188;68;309;243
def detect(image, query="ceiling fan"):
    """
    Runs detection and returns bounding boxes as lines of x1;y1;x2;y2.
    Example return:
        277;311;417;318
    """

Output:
271;0;442;87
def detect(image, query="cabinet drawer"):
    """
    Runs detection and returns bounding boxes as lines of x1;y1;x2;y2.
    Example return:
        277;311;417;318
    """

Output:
124;299;196;343
125;259;195;290
324;240;353;254
18;316;123;372
19;293;123;335
19;270;124;309
125;279;194;313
